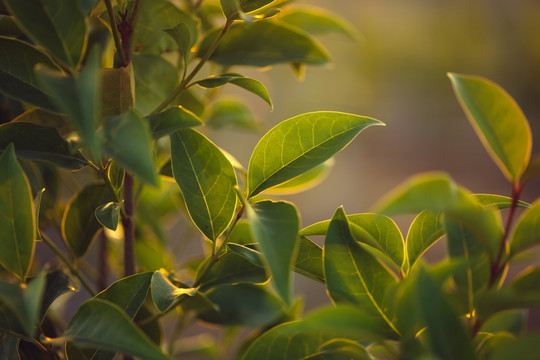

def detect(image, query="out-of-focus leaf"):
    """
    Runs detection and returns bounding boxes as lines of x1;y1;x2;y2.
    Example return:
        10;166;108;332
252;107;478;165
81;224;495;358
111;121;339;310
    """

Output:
194;73;272;109
324;207;399;336
146;106;202;139
0;334;20;360
473;194;531;209
220;0;256;22
135;239;174;272
301;339;371;360
170;129;237;241
265;159;333;195
151;270;197;313
292;236;324;283
33;188;44;240
164;23;191;76
12;109;71;135
101;65;134;117
0;37;58;111
406;211;444;271
449;73;532;182
95;202;120;231
248;111;383;197
480;310;527;335
520;154;540;186
205;98;260;131
0;144;35;280
492;334;540;360
103;109;158;186
62;183;114;258
510;200;540;258
246;200;299;305
0;122;87;170
197;21;330;67
241;305;386;360
4;0;86;68
40;269;77;321
198;284;283;327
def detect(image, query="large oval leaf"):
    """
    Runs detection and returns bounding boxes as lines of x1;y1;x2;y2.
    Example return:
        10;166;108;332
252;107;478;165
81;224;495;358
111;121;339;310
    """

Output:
448;73;532;182
170;128;237;241
247;111;383;197
0;144;35;281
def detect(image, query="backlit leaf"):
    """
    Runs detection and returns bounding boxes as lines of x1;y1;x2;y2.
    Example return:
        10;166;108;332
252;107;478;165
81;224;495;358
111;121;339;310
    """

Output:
293;236;324;283
510;200;540;258
205;98;260;131
95;202;120;231
406;211;444;270
151;270;197;313
248;111;383;197
239;0;274;13
146;106;202;139
449;73;532;182
101;65;134;117
265;159;333;195
40;269;77;321
302;339;371;360
473;193;531;209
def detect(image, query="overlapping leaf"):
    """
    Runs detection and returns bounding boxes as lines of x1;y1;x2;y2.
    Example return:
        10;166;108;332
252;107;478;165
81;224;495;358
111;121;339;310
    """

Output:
151;270;197;313
509;199;540;258
146;106;202;139
406;210;444;270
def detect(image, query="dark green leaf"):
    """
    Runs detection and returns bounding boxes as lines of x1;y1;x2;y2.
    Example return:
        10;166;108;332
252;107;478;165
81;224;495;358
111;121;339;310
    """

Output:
480;310;527;335
492;334;540;360
101;65;134;117
239;0;274;13
0;144;35;280
12;109;72;135
103;109;158;186
0;334;20;360
0;122;87;170
205;98;260;131
197;21;330;67
62;183;114;258
324;207;399;336
293;236;324;283
40;269;77;321
33;188;44;240
510;200;540;258
4;0;86;68
170;129;237;240
146;106;202;139
405;210;444;271
199;284;283;326
248;111;383;197
95;202;120;231
449;73;532;182
228;243;264;267
247;200;299;305
63;299;170;360
151;270;197;313
301;339;371;360
0;37;58;111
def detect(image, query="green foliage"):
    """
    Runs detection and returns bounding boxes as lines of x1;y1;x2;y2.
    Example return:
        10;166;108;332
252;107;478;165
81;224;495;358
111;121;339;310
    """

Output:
0;1;538;359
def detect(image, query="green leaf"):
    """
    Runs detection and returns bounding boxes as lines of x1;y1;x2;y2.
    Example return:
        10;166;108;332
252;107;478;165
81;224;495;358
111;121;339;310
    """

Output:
205;98;260;131
197;21;330;67
292;236;324;283
95;202;120;231
164;23;191;75
248;111;383;197
406;211;444;271
0;122;87;170
146;106;202;139
0;37;58;111
220;0;255;21
520;154;540;185
510;199;540;258
448;73;532;182
194;73;272;109
103;109;158;186
151;270;197;313
416;268;476;360
301;339;371;360
265;159;333;195
170;129;237;240
324;207;399;336
0;144;35;280
473;193;531;209
62;183;114;258
35;49;102;161
4;0;86;68
480;310;527;335
0;334;20;360
239;0;274;13
40;269;77;321
246;200;299;305
198;284;283;326
62;299;170;360
101;65;134;117
492;334;540;360
228;243;264;267
242;305;386;360
12;108;72;135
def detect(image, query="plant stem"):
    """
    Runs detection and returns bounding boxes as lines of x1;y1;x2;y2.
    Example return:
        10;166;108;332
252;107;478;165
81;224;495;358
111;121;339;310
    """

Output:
104;0;128;66
122;173;136;276
150;18;234;115
97;231;109;291
41;233;97;296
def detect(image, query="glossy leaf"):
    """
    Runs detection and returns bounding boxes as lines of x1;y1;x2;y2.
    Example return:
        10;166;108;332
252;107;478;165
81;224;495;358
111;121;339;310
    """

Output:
293;236;324;283
35;49;102;161
101;65;134;117
103;109;158;186
194;73;272;109
302;339;371;360
146;106;202;139
247;200;299;305
248;111;383;197
63;299;170;360
242;306;386;360
406;211;444;270
95;202;120;231
228;243;264;267
510;200;540;258
205;98;260;131
449;73;532;182
151;270;197;313
265;159;333;195
170;129;237;241
198;284;283;326
473;193;531;209
324;207;399;336
62;183;114;258
0;36;58;111
0;144;35;280
0;122;87;170
4;0;86;68
197;21;330;67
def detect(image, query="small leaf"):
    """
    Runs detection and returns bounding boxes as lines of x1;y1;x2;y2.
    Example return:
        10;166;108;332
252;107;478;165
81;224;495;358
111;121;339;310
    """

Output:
0;144;35;280
4;0;86;68
103;109;158;186
449;73;532;182
95;202;120;231
197;21;330;67
194;73;272;109
40;269;77;321
101;65;134;117
205;98;260;131
265;159;333;195
406;211;445;270
324;207;399;336
510;199;540;258
292;236;324;283
146;106;202;139
164;23;192;74
62;183;114;258
248;111;383;197
520;154;540;185
63;299;170;360
473;193;531;209
33;188;44;240
170;129;237;241
246;200;299;305
0;36;58;111
0;122;87;170
151;270;197;313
